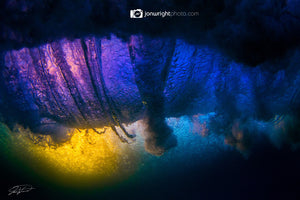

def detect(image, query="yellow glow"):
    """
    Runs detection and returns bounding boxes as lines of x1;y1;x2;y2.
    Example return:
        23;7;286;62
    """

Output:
7;125;142;187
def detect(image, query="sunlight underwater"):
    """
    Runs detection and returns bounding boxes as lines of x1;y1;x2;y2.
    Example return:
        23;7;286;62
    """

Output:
2;112;295;188
0;115;234;188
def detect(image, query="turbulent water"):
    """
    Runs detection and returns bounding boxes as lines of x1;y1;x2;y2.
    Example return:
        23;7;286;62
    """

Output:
1;35;300;155
0;1;300;199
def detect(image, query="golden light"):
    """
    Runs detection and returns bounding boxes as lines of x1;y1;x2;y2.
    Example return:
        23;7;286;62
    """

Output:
4;124;143;188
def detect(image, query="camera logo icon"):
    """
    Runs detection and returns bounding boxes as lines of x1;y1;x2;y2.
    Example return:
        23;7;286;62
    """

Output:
130;9;143;18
